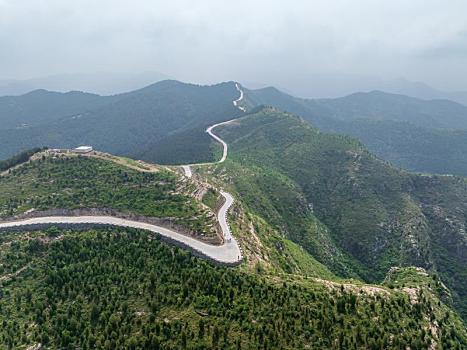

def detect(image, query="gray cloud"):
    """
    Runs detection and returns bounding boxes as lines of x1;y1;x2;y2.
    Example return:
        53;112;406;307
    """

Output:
1;0;466;96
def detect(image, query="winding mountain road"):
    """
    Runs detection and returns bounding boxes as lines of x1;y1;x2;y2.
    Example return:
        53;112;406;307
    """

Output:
0;216;241;264
181;82;245;260
1;83;246;265
205;119;235;164
233;83;246;112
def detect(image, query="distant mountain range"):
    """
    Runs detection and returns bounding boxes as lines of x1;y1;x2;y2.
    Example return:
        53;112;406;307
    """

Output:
4;72;467;106
244;87;467;176
1;78;467;330
0;71;170;96
265;74;467;106
0;80;243;163
0;90;112;129
216;107;467;319
2;144;466;346
374;78;467;106
2;78;467;176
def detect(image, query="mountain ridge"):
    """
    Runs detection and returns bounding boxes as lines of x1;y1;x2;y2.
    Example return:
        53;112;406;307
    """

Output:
0;106;466;347
244;86;467;176
0;80;243;163
212;107;467;320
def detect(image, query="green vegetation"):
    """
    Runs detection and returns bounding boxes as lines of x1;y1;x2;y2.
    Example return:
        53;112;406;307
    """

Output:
1;83;467;348
305;90;467;130
0;147;45;172
215;107;467;320
0;89;111;130
202;188;221;211
245;87;467;176
140;126;221;165
0;80;242;164
383;267;451;301
226;200;338;279
0;155;215;235
1;227;465;349
205;160;362;279
329;119;467;176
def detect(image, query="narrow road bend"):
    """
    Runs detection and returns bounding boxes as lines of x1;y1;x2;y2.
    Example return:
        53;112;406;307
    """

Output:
1;82;246;265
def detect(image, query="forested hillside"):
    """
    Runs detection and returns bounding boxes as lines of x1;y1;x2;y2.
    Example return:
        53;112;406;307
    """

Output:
3;80;467;175
1;85;466;348
0;138;466;349
0;80;242;164
215;108;467;320
329;119;467;175
307;90;467;130
0;227;465;349
0;147;45;172
0;89;114;129
0;151;216;237
244;87;467;176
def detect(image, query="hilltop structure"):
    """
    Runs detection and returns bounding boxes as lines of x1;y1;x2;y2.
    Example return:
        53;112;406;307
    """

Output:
74;146;93;153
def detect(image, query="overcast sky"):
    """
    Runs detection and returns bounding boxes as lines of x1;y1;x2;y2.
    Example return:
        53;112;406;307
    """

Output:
1;0;467;95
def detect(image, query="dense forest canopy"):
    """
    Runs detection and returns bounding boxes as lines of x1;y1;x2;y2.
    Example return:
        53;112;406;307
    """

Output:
1;84;466;349
0;80;242;164
244;87;467;176
0;154;216;237
0;227;465;349
216;108;467;320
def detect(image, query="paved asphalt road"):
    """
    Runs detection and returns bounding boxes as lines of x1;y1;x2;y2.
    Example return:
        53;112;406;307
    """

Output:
0;216;242;264
1;83;246;265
